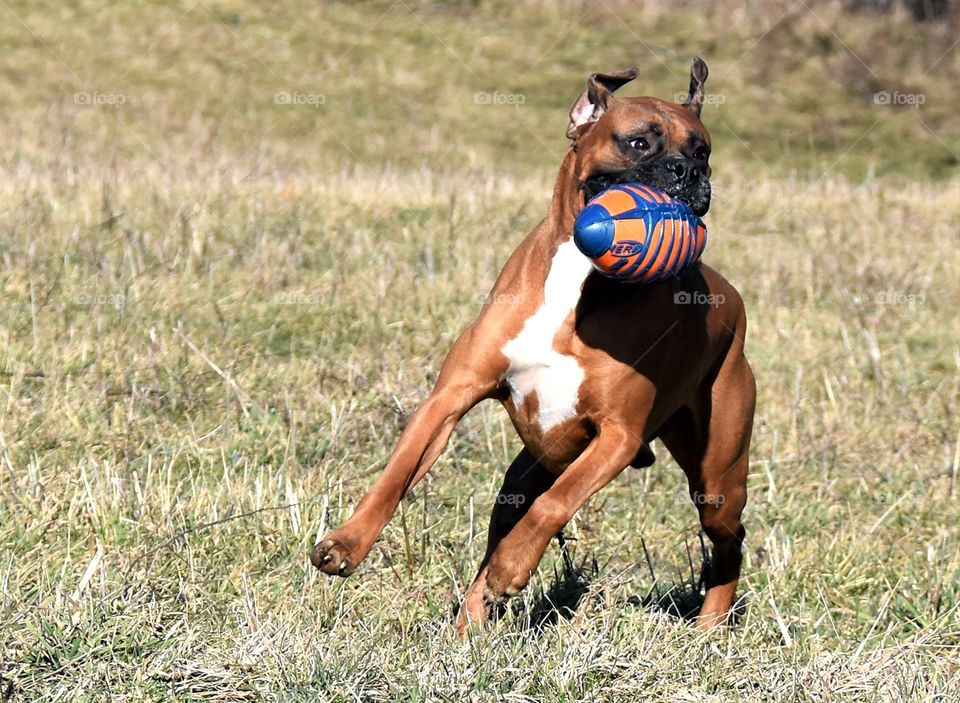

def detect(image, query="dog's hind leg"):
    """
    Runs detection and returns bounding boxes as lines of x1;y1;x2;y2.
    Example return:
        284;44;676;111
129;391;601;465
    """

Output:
456;448;556;635
659;350;755;629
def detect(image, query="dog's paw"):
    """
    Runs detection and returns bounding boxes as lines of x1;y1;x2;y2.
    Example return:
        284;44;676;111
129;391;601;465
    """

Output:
482;558;531;605
310;533;361;576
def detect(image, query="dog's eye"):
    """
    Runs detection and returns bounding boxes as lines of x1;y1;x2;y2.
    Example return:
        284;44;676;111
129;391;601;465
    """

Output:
694;146;710;161
628;137;648;150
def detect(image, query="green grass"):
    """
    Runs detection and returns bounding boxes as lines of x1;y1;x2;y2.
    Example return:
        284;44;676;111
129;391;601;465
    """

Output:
1;0;959;700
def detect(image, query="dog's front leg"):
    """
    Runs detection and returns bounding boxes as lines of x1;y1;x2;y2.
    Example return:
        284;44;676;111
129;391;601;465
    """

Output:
312;327;500;576
483;423;641;602
311;384;480;575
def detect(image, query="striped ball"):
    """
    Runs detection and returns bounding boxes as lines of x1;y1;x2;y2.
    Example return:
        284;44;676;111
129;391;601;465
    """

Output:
573;184;707;284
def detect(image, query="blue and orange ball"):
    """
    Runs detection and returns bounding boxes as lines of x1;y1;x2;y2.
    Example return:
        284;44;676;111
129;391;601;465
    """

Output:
573;184;707;284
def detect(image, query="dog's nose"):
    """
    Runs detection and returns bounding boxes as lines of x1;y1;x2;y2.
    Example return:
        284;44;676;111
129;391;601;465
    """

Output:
673;158;701;183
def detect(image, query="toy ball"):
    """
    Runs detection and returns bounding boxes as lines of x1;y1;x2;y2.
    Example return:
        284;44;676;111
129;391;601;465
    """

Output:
573;184;707;284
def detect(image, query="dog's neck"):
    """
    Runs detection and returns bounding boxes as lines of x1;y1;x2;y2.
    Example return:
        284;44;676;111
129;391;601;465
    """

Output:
544;149;584;242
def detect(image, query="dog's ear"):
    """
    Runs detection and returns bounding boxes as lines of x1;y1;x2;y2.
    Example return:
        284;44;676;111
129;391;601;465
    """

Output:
566;67;639;139
681;57;708;117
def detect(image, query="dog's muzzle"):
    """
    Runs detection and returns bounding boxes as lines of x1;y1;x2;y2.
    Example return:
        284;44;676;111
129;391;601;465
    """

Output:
582;156;712;216
658;156;711;216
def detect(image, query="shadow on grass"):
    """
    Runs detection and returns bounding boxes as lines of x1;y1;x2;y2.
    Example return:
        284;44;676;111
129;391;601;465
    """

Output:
518;533;599;632
517;532;746;631
628;533;709;623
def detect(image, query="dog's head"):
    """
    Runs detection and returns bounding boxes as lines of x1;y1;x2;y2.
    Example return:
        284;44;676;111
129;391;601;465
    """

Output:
568;58;712;216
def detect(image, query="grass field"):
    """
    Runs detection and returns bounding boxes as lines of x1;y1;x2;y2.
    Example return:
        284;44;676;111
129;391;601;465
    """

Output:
1;0;959;700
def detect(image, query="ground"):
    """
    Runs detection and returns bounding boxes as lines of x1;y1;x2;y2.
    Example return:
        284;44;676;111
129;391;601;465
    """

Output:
0;1;958;701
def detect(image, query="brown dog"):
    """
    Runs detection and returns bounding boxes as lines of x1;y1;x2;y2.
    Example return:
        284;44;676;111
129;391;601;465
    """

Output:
311;58;755;633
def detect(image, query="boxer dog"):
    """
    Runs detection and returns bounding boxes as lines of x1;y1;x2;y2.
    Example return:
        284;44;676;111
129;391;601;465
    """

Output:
311;58;755;633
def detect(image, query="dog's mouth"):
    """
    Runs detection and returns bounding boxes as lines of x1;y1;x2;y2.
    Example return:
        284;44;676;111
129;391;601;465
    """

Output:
583;161;711;216
674;182;711;217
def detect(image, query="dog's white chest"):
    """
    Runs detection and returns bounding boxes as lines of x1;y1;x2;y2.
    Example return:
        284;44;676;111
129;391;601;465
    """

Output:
501;238;593;432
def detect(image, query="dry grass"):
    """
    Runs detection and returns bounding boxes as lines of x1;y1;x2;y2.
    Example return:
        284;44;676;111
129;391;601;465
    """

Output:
1;1;959;701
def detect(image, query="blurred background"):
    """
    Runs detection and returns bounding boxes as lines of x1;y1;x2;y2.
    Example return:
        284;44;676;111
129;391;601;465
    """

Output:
1;1;958;700
2;0;959;178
